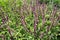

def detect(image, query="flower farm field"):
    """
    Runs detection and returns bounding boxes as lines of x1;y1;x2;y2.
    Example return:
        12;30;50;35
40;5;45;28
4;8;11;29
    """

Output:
0;0;60;40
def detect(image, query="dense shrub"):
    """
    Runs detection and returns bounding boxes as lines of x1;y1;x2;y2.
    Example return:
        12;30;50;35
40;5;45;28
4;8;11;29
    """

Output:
0;0;60;40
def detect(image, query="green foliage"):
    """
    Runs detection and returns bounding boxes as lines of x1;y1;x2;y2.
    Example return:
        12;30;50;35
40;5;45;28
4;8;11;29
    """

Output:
0;0;60;40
